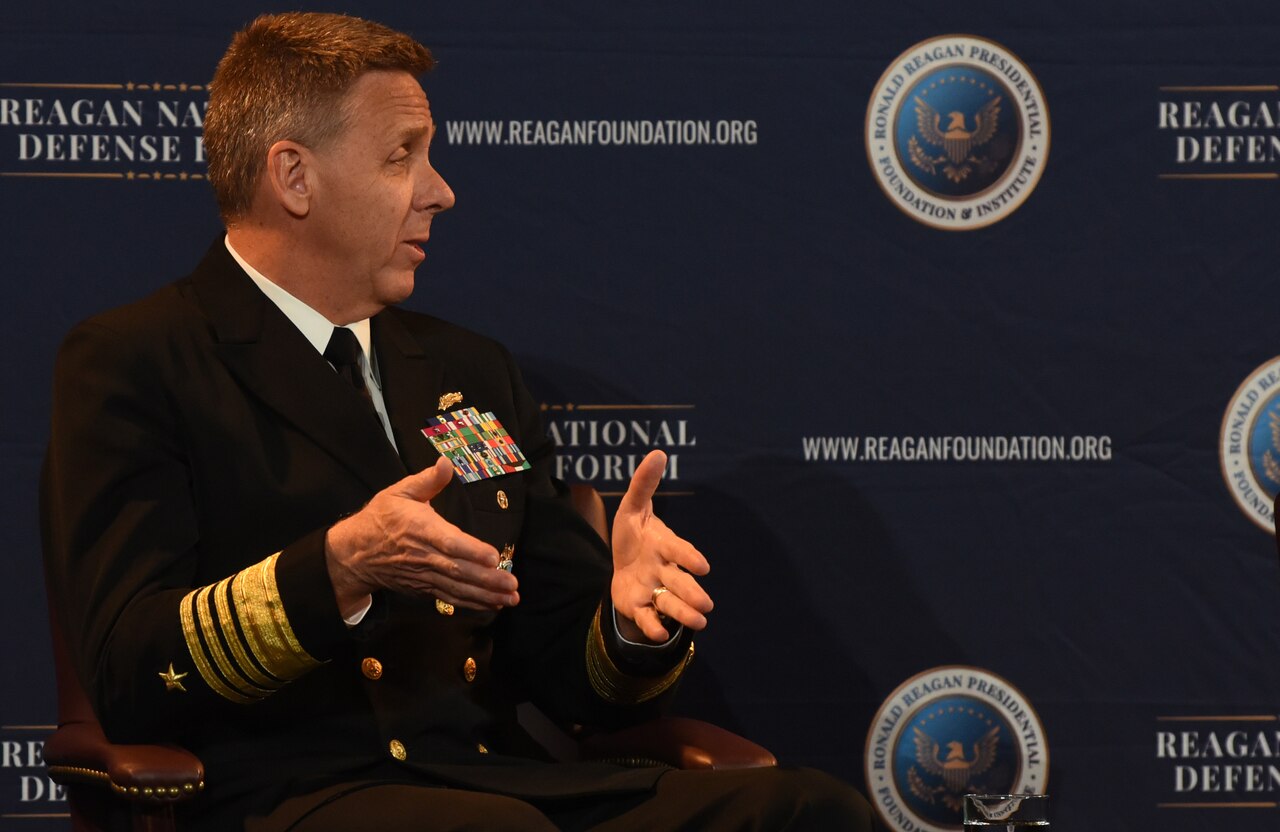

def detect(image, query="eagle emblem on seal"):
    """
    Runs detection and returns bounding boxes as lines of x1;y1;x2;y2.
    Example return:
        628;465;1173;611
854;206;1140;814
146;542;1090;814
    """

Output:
1262;409;1280;486
908;95;1003;184
907;725;1001;812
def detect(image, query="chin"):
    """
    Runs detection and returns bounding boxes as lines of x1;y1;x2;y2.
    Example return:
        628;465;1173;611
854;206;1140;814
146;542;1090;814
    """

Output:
376;273;417;306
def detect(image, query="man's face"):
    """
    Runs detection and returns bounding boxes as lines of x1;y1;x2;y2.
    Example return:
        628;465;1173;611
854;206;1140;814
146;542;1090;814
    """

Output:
307;70;454;318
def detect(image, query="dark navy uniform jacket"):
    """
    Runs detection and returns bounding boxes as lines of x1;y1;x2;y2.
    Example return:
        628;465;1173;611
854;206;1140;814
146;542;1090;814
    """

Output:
42;241;691;830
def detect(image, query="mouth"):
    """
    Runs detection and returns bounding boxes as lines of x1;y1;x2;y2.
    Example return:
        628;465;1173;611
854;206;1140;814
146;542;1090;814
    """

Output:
402;235;429;261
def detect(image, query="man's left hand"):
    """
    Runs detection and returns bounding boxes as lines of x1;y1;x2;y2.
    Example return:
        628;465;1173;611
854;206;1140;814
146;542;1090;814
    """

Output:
610;450;714;643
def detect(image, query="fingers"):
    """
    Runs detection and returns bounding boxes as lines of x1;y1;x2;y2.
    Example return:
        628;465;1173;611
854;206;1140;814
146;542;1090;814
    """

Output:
382;542;518;609
610;482;713;641
627;517;710;578
422;556;520;609
655;529;710;577
330;459;526;608
643;575;710;632
659;566;714;617
652;593;706;632
616;449;667;516
391;455;454;503
386;459;502;569
613;568;714;643
421;514;501;569
629;604;672;643
403;517;519;606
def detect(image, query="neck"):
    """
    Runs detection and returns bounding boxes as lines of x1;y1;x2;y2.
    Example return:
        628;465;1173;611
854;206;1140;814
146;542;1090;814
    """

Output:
226;222;378;325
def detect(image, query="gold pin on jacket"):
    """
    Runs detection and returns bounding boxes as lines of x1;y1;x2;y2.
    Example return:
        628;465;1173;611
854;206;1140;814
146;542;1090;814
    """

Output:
438;391;463;411
159;662;188;693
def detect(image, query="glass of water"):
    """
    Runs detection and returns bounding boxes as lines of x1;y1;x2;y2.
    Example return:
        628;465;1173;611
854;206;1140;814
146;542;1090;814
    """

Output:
963;794;1049;829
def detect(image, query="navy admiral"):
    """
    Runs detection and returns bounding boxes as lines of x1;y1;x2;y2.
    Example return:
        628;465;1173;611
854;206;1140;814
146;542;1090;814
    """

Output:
41;11;878;831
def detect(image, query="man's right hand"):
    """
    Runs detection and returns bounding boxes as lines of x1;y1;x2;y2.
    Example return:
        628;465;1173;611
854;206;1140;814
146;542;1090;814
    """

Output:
324;456;519;618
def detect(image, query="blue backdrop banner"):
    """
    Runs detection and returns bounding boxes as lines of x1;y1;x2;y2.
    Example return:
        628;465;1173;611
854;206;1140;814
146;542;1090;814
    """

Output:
4;2;1280;829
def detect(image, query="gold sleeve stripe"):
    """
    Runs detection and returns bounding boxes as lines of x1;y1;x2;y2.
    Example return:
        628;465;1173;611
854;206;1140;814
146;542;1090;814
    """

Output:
194;583;274;699
178;552;323;704
179;590;257;704
585;604;694;705
232;554;323;681
212;577;282;690
259;554;320;672
232;567;281;682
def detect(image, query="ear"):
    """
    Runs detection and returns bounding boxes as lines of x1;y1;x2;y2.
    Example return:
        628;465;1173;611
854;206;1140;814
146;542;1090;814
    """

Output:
264;140;312;218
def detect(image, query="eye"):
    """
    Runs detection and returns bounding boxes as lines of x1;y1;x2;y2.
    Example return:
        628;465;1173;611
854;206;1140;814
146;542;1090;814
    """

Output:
389;146;412;165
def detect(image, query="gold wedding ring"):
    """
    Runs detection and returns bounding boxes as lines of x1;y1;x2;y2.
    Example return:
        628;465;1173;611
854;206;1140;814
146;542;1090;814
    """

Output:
650;586;670;607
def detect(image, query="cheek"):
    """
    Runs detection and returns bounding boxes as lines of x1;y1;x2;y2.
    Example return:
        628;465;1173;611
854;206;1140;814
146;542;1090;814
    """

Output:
376;190;412;242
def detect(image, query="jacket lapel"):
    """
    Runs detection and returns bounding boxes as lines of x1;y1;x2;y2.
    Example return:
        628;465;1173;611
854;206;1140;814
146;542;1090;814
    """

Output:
190;241;407;493
373;308;444;475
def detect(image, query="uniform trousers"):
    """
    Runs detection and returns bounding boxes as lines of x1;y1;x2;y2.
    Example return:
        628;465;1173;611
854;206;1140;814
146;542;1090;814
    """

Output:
252;766;881;831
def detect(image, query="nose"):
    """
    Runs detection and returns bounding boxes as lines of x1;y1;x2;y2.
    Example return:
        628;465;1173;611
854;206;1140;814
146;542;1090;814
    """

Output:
415;159;455;215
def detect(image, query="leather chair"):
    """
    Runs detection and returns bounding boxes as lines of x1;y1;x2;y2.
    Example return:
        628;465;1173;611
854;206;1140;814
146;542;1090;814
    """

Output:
44;484;774;831
45;599;205;832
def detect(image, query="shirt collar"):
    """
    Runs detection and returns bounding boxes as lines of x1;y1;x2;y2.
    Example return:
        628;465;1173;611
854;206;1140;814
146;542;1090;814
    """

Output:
224;235;372;361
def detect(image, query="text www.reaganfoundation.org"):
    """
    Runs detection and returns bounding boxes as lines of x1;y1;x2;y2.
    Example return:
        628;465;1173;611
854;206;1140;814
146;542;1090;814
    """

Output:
444;118;758;146
801;434;1113;462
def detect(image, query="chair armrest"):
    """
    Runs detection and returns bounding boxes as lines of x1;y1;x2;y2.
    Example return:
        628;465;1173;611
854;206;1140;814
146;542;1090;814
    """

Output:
578;716;777;770
44;719;205;803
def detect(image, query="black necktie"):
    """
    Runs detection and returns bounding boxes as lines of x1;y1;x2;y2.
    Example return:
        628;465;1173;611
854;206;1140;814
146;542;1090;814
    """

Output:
324;327;374;408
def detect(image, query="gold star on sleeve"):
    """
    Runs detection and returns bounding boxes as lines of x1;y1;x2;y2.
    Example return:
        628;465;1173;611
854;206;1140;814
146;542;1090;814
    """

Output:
159;662;189;693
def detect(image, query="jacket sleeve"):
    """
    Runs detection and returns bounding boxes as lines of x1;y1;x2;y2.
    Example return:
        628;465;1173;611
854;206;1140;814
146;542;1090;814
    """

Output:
41;318;349;743
490;347;694;729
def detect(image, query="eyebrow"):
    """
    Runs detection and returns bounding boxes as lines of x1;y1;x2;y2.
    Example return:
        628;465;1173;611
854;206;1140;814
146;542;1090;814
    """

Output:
394;122;433;147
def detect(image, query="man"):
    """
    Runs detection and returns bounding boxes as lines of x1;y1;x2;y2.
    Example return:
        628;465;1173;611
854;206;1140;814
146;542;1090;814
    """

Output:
42;12;877;830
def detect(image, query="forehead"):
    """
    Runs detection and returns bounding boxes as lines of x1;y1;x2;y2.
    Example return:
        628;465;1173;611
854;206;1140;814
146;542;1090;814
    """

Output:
341;70;433;138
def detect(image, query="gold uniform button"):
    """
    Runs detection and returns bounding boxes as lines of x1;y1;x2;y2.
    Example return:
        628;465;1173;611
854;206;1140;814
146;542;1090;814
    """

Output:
496;490;509;510
477;743;489;754
389;739;406;761
435;598;455;616
361;657;383;680
463;657;477;683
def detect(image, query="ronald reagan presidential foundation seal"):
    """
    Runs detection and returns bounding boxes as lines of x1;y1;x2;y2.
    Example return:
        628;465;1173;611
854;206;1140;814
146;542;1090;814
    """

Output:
864;666;1048;831
1220;356;1280;532
865;35;1050;231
